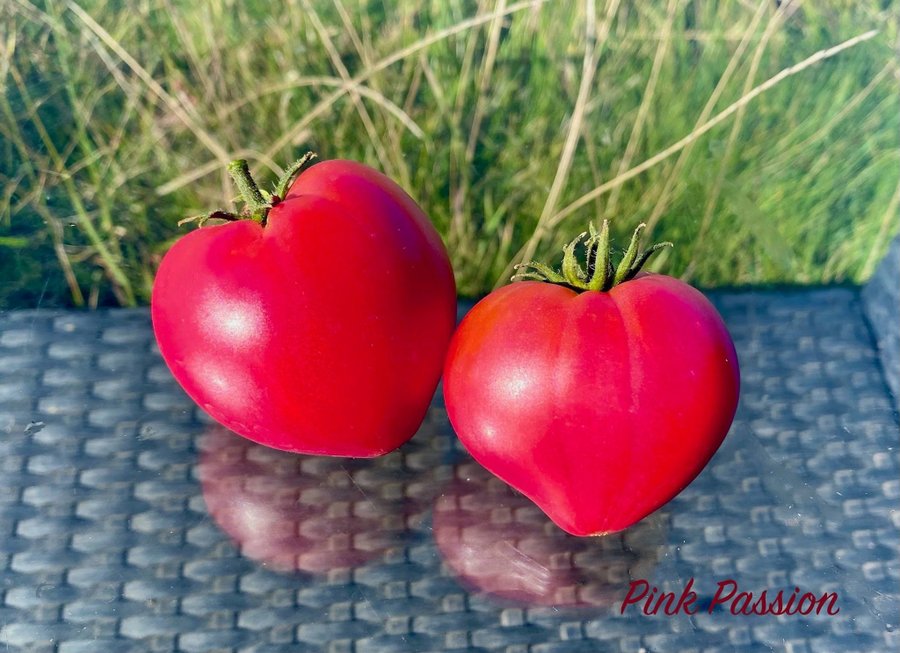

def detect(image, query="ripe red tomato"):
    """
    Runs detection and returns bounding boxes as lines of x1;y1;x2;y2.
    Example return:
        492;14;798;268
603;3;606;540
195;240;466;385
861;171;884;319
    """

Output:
152;157;456;456
443;222;739;536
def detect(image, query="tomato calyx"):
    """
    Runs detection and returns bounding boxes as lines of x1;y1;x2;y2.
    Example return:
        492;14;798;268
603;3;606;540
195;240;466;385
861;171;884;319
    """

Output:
178;152;317;228
513;220;673;292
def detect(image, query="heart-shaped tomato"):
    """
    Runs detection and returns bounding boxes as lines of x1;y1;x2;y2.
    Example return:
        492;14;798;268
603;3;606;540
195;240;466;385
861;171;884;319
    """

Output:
443;222;739;535
152;158;456;456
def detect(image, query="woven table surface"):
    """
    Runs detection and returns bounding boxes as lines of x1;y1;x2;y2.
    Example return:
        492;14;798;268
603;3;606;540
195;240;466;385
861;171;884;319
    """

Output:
1;268;898;653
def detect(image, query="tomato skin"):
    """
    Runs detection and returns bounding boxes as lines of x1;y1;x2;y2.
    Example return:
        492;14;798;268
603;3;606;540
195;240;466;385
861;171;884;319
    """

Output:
443;275;739;535
152;160;456;456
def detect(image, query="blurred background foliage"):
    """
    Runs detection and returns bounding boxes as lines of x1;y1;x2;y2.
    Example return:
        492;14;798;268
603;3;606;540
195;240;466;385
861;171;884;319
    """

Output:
1;0;898;307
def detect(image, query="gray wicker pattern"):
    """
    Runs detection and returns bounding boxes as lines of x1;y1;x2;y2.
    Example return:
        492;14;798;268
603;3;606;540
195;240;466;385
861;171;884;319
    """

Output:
0;284;897;652
862;236;899;403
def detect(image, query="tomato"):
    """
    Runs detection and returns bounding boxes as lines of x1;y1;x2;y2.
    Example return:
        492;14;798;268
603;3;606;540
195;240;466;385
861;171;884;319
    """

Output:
443;222;739;536
152;155;456;456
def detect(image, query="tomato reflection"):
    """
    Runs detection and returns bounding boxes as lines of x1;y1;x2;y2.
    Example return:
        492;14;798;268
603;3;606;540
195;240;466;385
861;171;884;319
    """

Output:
197;426;429;573
433;461;666;607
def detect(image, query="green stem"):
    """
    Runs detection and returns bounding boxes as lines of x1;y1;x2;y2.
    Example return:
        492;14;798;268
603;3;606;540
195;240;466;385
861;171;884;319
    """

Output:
512;220;672;292
275;152;318;199
613;223;645;285
188;153;317;228
586;220;611;291
227;160;268;215
561;232;588;285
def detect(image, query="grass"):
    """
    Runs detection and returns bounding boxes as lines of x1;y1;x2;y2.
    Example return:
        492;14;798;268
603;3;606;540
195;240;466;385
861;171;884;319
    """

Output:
1;0;898;308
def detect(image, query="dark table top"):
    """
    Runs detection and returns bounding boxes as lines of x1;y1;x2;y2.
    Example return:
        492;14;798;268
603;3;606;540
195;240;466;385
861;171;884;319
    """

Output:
1;260;898;653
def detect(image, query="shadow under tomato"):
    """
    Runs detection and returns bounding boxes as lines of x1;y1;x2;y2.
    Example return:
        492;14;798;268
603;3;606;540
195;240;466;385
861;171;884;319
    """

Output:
196;426;441;574
433;460;668;608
